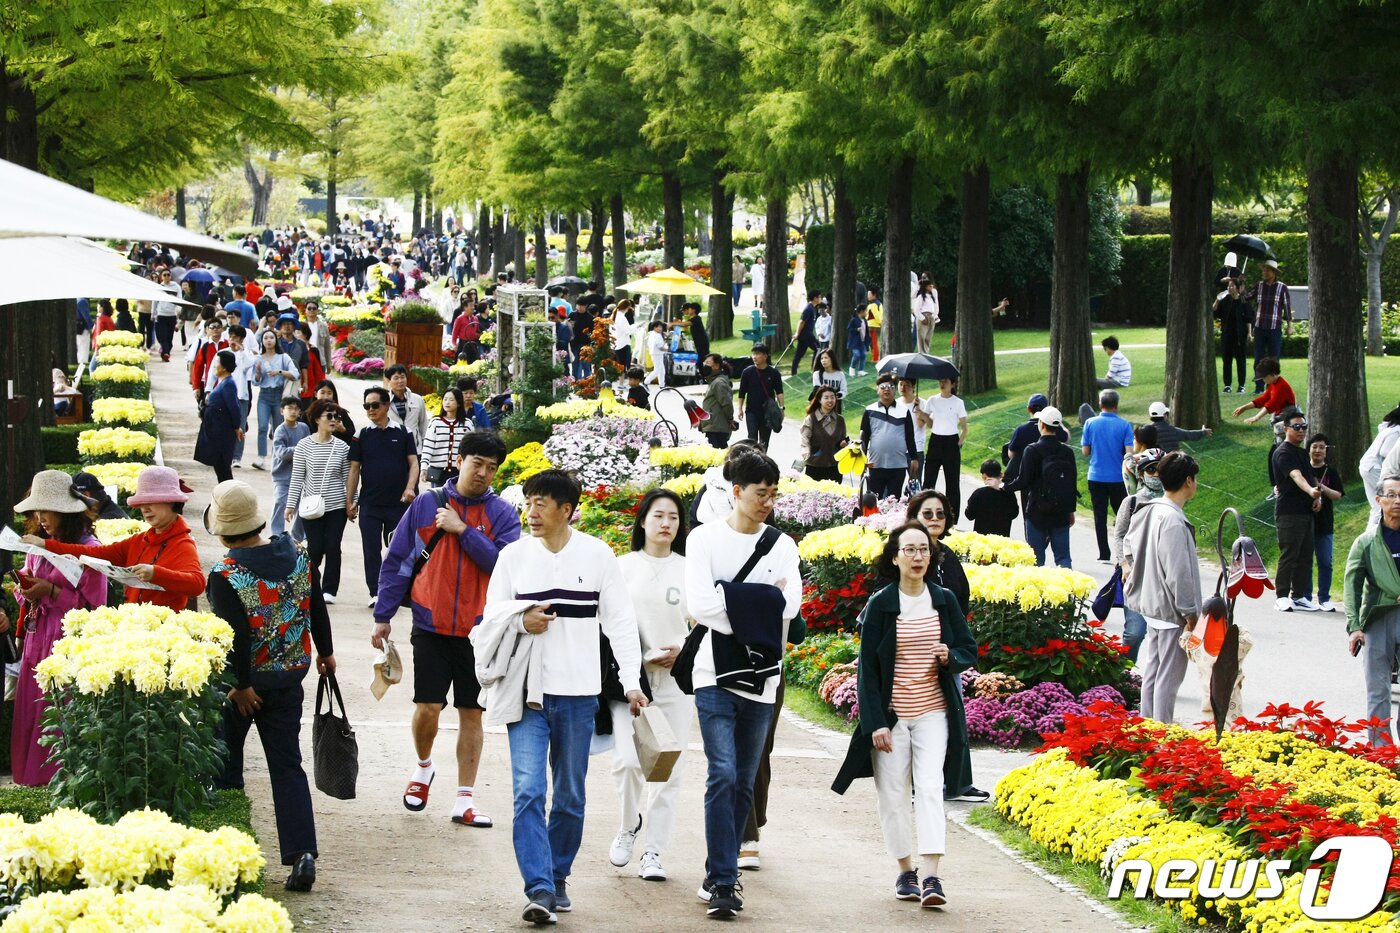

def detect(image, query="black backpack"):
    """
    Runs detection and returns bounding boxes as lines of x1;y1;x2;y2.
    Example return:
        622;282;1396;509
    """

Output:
1034;443;1079;519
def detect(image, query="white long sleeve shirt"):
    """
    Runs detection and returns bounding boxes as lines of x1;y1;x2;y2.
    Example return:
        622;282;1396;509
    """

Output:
618;551;689;696
485;530;643;696
684;520;802;704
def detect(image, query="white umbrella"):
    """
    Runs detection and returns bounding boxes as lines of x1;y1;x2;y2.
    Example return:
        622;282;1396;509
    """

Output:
0;160;257;278
0;237;199;308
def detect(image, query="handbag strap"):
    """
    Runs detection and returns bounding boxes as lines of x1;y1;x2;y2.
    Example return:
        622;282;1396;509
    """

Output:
733;525;781;585
409;487;452;578
308;440;337;497
316;672;349;722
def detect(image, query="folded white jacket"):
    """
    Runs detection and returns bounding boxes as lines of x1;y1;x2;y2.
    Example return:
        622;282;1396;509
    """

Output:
471;598;543;728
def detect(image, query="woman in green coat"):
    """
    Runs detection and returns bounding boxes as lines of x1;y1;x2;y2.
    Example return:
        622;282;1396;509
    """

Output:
831;521;978;909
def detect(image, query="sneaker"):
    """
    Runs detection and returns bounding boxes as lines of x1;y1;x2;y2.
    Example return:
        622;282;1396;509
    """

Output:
522;891;556;925
737;842;760;871
639;850;666;881
946;785;991;802
1319;600;1338;612
1223;385;1233;393
233;461;243;469
848;366;856;376
859;370;869;376
921;876;947;908
323;593;337;605
1275;597;1294;612
697;880;744;910
1293;597;1322;612
1237;386;1245;394
251;460;266;471
553;880;571;913
609;815;641;867
895;869;920;900
367;596;377;609
707;884;742;920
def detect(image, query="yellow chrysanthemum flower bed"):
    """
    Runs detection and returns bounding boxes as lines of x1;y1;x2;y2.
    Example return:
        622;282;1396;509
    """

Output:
424;393;442;416
965;564;1097;609
0;885;291;932
495;442;553;490
649;444;727;471
94;519;145;545
779;474;856;496
84;462;145;496
94;345;149;366
90;364;149;385
325;305;384;327
35;605;233;697
662;473;706;497
943;530;1035;567
77;427;157;462
798;524;886;565
536;397;652;423
90;398;156;426
1216;731;1400;825
449;358;490;377
95;330;144;348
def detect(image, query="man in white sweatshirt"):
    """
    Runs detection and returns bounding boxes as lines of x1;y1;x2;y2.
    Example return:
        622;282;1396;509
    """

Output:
483;469;648;926
684;451;801;919
1122;451;1203;724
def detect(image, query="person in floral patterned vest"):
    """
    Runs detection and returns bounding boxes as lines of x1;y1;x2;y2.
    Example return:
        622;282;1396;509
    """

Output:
204;480;335;894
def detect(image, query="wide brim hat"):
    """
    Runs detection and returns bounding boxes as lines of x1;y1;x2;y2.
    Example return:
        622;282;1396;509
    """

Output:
16;470;91;514
276;295;296;311
127;466;193;506
203;480;266;537
1261;259;1281;272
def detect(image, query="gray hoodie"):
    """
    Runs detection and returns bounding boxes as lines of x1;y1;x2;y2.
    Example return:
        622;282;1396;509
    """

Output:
1122;497;1201;625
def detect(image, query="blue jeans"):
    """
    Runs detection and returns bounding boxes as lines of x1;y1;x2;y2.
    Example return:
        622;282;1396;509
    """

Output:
232;396;251;462
1254;327;1283;391
507;694;598;897
695;686;774;888
1307;532;1334;602
1122;607;1147;663
1025;520;1072;568
732;283;742;306
257;387;283;458
849;345;866;373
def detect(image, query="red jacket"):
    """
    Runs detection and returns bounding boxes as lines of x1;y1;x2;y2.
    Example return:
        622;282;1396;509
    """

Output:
45;516;206;610
190;338;229;392
1251;377;1295;415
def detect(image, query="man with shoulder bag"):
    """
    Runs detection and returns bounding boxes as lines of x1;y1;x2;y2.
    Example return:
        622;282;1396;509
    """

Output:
1004;406;1077;568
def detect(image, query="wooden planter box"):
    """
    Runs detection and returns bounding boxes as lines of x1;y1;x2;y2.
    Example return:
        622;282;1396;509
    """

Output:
383;322;444;395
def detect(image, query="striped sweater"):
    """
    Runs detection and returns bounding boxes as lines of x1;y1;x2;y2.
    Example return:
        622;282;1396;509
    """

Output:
286;436;351;514
421;415;470;471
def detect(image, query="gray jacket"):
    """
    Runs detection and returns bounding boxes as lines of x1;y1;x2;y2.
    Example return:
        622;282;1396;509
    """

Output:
1150;418;1208;453
1122;497;1201;625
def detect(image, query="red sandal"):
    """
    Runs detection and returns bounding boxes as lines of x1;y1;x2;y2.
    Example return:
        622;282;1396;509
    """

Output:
403;774;433;812
451;808;494;828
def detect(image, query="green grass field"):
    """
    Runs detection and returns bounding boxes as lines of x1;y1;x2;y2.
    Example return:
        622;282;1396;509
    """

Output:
715;308;1395;572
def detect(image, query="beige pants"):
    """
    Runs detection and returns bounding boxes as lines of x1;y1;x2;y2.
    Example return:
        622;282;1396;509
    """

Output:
871;710;948;858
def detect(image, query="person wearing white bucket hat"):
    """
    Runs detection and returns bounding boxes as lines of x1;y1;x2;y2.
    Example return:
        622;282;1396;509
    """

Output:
2;470;109;785
204;480;335;893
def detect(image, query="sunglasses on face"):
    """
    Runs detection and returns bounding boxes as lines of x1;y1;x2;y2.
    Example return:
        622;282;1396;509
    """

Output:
1288;421;1307;430
364;402;383;411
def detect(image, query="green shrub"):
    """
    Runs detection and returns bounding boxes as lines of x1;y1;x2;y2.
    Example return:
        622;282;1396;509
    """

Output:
1120;206;1308;236
0;785;256;837
348;329;386;358
387;300;443;325
42;423;96;464
412;366;452;395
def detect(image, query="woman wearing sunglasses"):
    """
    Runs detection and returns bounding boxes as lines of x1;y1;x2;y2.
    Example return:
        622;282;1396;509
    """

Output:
2;471;109;784
285;399;352;604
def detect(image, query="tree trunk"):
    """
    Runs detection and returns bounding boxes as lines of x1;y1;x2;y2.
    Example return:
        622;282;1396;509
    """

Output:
1364;190;1399;356
1164;154;1219;428
1306;153;1368;480
476;203;492;278
0;301;51;524
325;151;338;235
610;193;627;293
534;220;548;284
513;222;527;282
174;186;187;228
1047;166;1096;412
243;159;274;227
589;200;607;287
490;209;505;278
765;190;793;348
662;172;684;271
1134;176;1153;207
708;170;735;341
882;156;915;358
831;174;857;370
563;214;578;277
3;77;40;170
411;189;423;237
955;164;996;394
697;205;711;255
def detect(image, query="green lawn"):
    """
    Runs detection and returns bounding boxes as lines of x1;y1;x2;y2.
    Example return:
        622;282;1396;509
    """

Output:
715;307;1395;571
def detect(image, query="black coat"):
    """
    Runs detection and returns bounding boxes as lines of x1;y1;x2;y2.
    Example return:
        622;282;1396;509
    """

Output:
194;378;243;468
832;582;976;795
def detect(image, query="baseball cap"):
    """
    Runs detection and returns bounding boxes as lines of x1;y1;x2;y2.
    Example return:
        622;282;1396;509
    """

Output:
1148;401;1169;418
1027;393;1049;413
1036;406;1064;428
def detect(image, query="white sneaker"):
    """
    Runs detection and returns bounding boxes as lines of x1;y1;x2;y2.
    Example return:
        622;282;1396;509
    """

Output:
251;460;267;471
609;821;640;868
367;596;377;609
323;593;337;605
638;850;666;881
1293;597;1322;612
737;842;761;871
1320;600;1338;612
1275;597;1294;612
233;461;243;469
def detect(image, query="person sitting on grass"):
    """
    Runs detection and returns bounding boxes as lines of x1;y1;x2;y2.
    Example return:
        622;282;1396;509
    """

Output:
1095;336;1132;389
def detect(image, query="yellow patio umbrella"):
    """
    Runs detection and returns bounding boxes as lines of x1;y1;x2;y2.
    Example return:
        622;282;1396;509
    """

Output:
619;266;723;296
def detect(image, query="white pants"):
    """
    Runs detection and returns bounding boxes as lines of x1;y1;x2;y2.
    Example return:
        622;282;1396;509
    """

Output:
610;685;692;856
76;330;91;367
646;351;668;387
872;710;948;859
1139;625;1189;723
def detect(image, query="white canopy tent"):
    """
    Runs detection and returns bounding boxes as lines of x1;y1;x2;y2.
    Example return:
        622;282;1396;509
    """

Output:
0;160;258;278
0;238;199;308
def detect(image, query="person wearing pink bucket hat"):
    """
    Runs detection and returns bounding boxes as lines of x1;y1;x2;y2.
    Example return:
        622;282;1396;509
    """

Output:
25;466;206;610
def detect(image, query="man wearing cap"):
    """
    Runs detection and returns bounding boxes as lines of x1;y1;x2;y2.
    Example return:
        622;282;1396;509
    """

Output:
1002;393;1067;530
205;480;334;893
1146;401;1213;453
277;312;310;395
372;432;520;826
1250;260;1292;393
860;373;918;500
1004;406;1077;568
1081;390;1137;564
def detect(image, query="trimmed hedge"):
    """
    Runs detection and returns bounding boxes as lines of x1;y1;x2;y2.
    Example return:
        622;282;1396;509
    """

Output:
0;785;256;837
42;423;97;464
1120;206;1308;236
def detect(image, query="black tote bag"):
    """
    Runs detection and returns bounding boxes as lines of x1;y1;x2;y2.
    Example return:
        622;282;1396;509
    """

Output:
312;673;359;800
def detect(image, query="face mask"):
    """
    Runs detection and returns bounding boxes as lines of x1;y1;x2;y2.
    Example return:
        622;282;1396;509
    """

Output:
1142;476;1164;496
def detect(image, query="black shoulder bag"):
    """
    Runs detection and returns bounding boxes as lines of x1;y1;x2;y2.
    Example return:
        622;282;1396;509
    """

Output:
399;487;450;609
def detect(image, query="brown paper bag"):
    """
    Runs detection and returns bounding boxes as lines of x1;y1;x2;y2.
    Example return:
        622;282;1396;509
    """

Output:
632;705;683;783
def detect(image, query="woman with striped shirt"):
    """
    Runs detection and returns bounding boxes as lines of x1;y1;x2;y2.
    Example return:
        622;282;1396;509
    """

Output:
831;522;977;910
285;399;351;603
422;388;470;486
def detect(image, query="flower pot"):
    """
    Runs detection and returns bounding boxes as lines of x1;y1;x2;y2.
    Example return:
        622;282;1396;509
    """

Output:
383;322;444;394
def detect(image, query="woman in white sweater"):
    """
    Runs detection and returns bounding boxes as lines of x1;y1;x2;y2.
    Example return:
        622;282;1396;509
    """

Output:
284;398;351;602
607;489;693;882
421;387;470;486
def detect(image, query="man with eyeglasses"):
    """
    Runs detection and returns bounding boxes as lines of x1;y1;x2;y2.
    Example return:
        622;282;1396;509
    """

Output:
153;268;184;361
1271;410;1323;612
348;386;420;610
1345;476;1400;746
188;317;229;409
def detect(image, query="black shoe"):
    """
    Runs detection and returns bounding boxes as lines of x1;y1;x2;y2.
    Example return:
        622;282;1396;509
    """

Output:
946;785;991;802
895;869;920;900
921;876;947;908
553;880;571;913
522;890;557;925
697;879;744;910
708;884;742;920
284;853;316;892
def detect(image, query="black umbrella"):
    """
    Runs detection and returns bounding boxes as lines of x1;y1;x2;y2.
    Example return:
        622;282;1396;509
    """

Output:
1223;234;1273;262
546;275;588;289
877;353;959;382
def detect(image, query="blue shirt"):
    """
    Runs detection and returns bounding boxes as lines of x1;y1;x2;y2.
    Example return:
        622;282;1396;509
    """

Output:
226;299;257;328
1081;412;1135;483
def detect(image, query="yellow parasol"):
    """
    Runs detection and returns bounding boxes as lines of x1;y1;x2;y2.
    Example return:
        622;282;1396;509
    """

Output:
619;266;723;297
